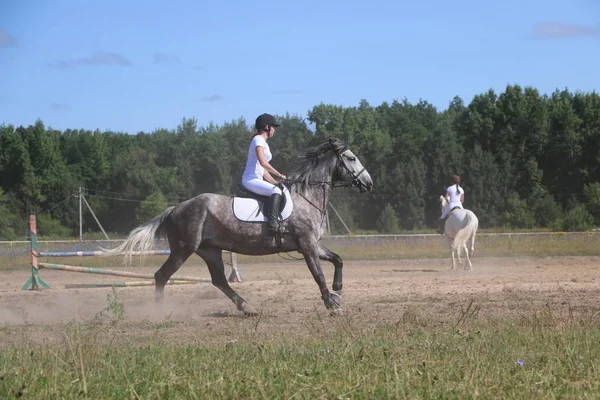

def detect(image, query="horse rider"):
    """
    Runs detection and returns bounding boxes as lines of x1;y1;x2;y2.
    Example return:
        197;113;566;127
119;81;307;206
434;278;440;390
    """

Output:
242;113;287;234
437;175;465;234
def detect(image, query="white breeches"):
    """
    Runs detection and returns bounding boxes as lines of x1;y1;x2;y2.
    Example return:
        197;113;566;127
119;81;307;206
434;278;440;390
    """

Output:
440;201;463;219
242;178;282;196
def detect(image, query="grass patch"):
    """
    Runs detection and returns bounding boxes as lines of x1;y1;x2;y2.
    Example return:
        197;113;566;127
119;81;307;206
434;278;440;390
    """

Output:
2;303;600;399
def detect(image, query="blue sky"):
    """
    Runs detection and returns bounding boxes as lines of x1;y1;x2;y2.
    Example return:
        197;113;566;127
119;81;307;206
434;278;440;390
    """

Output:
1;0;599;134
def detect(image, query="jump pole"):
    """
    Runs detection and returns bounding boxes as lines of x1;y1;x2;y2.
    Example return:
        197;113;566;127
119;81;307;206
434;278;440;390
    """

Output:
22;214;242;290
65;280;197;289
36;250;242;283
39;263;211;282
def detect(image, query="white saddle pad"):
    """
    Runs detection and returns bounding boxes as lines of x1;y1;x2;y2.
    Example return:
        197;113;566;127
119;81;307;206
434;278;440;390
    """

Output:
233;187;293;223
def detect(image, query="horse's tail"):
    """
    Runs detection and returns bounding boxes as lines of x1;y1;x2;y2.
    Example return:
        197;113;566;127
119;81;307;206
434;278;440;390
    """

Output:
452;210;479;257
101;206;175;266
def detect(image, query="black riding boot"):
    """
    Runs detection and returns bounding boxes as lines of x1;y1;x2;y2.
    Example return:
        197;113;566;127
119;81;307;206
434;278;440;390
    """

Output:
267;193;283;234
436;218;445;235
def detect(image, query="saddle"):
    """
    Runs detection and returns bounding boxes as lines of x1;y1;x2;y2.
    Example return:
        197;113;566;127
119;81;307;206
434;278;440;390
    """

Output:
232;183;293;223
235;184;287;215
447;206;462;215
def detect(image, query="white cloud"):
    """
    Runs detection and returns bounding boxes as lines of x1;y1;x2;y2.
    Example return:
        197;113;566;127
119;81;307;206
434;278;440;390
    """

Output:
200;95;224;102
0;29;18;48
48;51;133;68
50;103;71;111
533;23;600;39
153;52;181;64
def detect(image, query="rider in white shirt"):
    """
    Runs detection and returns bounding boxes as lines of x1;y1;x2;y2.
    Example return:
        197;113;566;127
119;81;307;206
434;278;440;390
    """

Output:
242;113;287;234
437;175;465;234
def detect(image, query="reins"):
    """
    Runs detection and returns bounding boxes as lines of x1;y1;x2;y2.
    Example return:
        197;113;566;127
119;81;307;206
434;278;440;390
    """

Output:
282;147;366;216
273;142;366;261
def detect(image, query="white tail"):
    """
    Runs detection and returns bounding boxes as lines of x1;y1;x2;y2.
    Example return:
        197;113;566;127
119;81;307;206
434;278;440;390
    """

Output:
100;206;174;266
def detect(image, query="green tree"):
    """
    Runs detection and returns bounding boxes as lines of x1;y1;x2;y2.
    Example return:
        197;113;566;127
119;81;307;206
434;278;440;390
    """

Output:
137;191;168;224
502;193;536;229
0;188;17;239
541;89;583;207
5;85;600;235
533;194;563;228
463;145;502;227
376;203;400;233
37;213;71;238
583;182;600;225
557;203;594;232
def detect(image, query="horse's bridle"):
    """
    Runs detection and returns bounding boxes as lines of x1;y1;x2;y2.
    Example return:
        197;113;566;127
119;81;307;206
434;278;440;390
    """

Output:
290;142;368;216
336;149;367;189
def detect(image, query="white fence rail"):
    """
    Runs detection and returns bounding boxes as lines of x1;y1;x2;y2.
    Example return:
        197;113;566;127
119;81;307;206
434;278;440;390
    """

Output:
1;230;598;247
1;231;598;257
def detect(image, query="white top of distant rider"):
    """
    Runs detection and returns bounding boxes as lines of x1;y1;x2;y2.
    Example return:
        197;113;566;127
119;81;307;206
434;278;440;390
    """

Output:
242;135;272;181
446;184;464;204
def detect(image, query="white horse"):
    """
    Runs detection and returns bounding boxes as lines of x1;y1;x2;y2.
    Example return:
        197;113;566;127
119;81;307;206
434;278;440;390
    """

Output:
439;195;479;271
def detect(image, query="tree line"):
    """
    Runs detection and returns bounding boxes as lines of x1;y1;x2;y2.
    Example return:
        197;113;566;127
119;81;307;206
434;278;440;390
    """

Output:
2;84;600;239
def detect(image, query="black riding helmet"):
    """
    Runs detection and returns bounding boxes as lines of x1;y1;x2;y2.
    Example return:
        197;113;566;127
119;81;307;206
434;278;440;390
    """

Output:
255;113;281;132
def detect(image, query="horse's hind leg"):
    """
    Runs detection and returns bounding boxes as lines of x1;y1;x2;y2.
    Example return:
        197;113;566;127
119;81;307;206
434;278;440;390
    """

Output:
196;247;257;316
469;234;476;258
154;247;194;302
463;244;473;271
450;249;457;270
318;245;343;297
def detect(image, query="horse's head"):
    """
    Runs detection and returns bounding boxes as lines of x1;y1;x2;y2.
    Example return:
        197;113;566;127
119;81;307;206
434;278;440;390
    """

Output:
288;138;373;193
329;138;373;193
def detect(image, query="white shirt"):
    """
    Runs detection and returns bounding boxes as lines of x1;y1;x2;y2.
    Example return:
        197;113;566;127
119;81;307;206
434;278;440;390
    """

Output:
242;135;271;181
446;184;464;205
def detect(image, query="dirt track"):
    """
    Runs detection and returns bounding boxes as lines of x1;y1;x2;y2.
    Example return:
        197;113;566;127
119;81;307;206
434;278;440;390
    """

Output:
1;256;600;345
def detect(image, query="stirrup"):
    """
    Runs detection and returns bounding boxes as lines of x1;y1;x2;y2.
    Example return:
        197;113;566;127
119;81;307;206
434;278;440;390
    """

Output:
436;218;445;235
267;222;287;235
272;226;288;247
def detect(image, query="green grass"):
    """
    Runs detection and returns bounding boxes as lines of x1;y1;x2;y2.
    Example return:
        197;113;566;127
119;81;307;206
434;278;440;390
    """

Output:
2;307;600;399
318;233;600;260
234;232;600;264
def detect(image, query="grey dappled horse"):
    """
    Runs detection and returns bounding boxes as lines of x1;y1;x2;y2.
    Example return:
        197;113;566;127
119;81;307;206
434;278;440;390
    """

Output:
104;138;373;315
439;195;479;271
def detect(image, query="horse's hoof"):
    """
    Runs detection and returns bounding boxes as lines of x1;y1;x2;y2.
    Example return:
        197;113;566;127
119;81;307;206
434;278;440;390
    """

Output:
242;303;259;316
331;291;342;304
329;308;344;317
324;292;341;310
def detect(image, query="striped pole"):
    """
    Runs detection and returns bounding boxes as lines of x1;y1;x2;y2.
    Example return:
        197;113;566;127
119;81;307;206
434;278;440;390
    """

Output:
65;280;197;289
21;215;50;290
39;263;211;282
21;214;238;290
39;250;171;257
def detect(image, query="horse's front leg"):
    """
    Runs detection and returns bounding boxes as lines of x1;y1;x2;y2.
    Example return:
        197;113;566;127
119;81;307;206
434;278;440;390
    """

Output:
318;245;343;297
451;249;457;270
300;243;340;311
445;237;456;270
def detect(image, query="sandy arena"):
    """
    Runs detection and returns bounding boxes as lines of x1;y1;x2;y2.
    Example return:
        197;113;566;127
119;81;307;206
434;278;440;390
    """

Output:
1;256;600;345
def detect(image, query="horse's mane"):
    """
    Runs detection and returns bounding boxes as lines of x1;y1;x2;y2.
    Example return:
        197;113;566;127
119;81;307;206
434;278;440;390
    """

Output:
288;138;348;190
